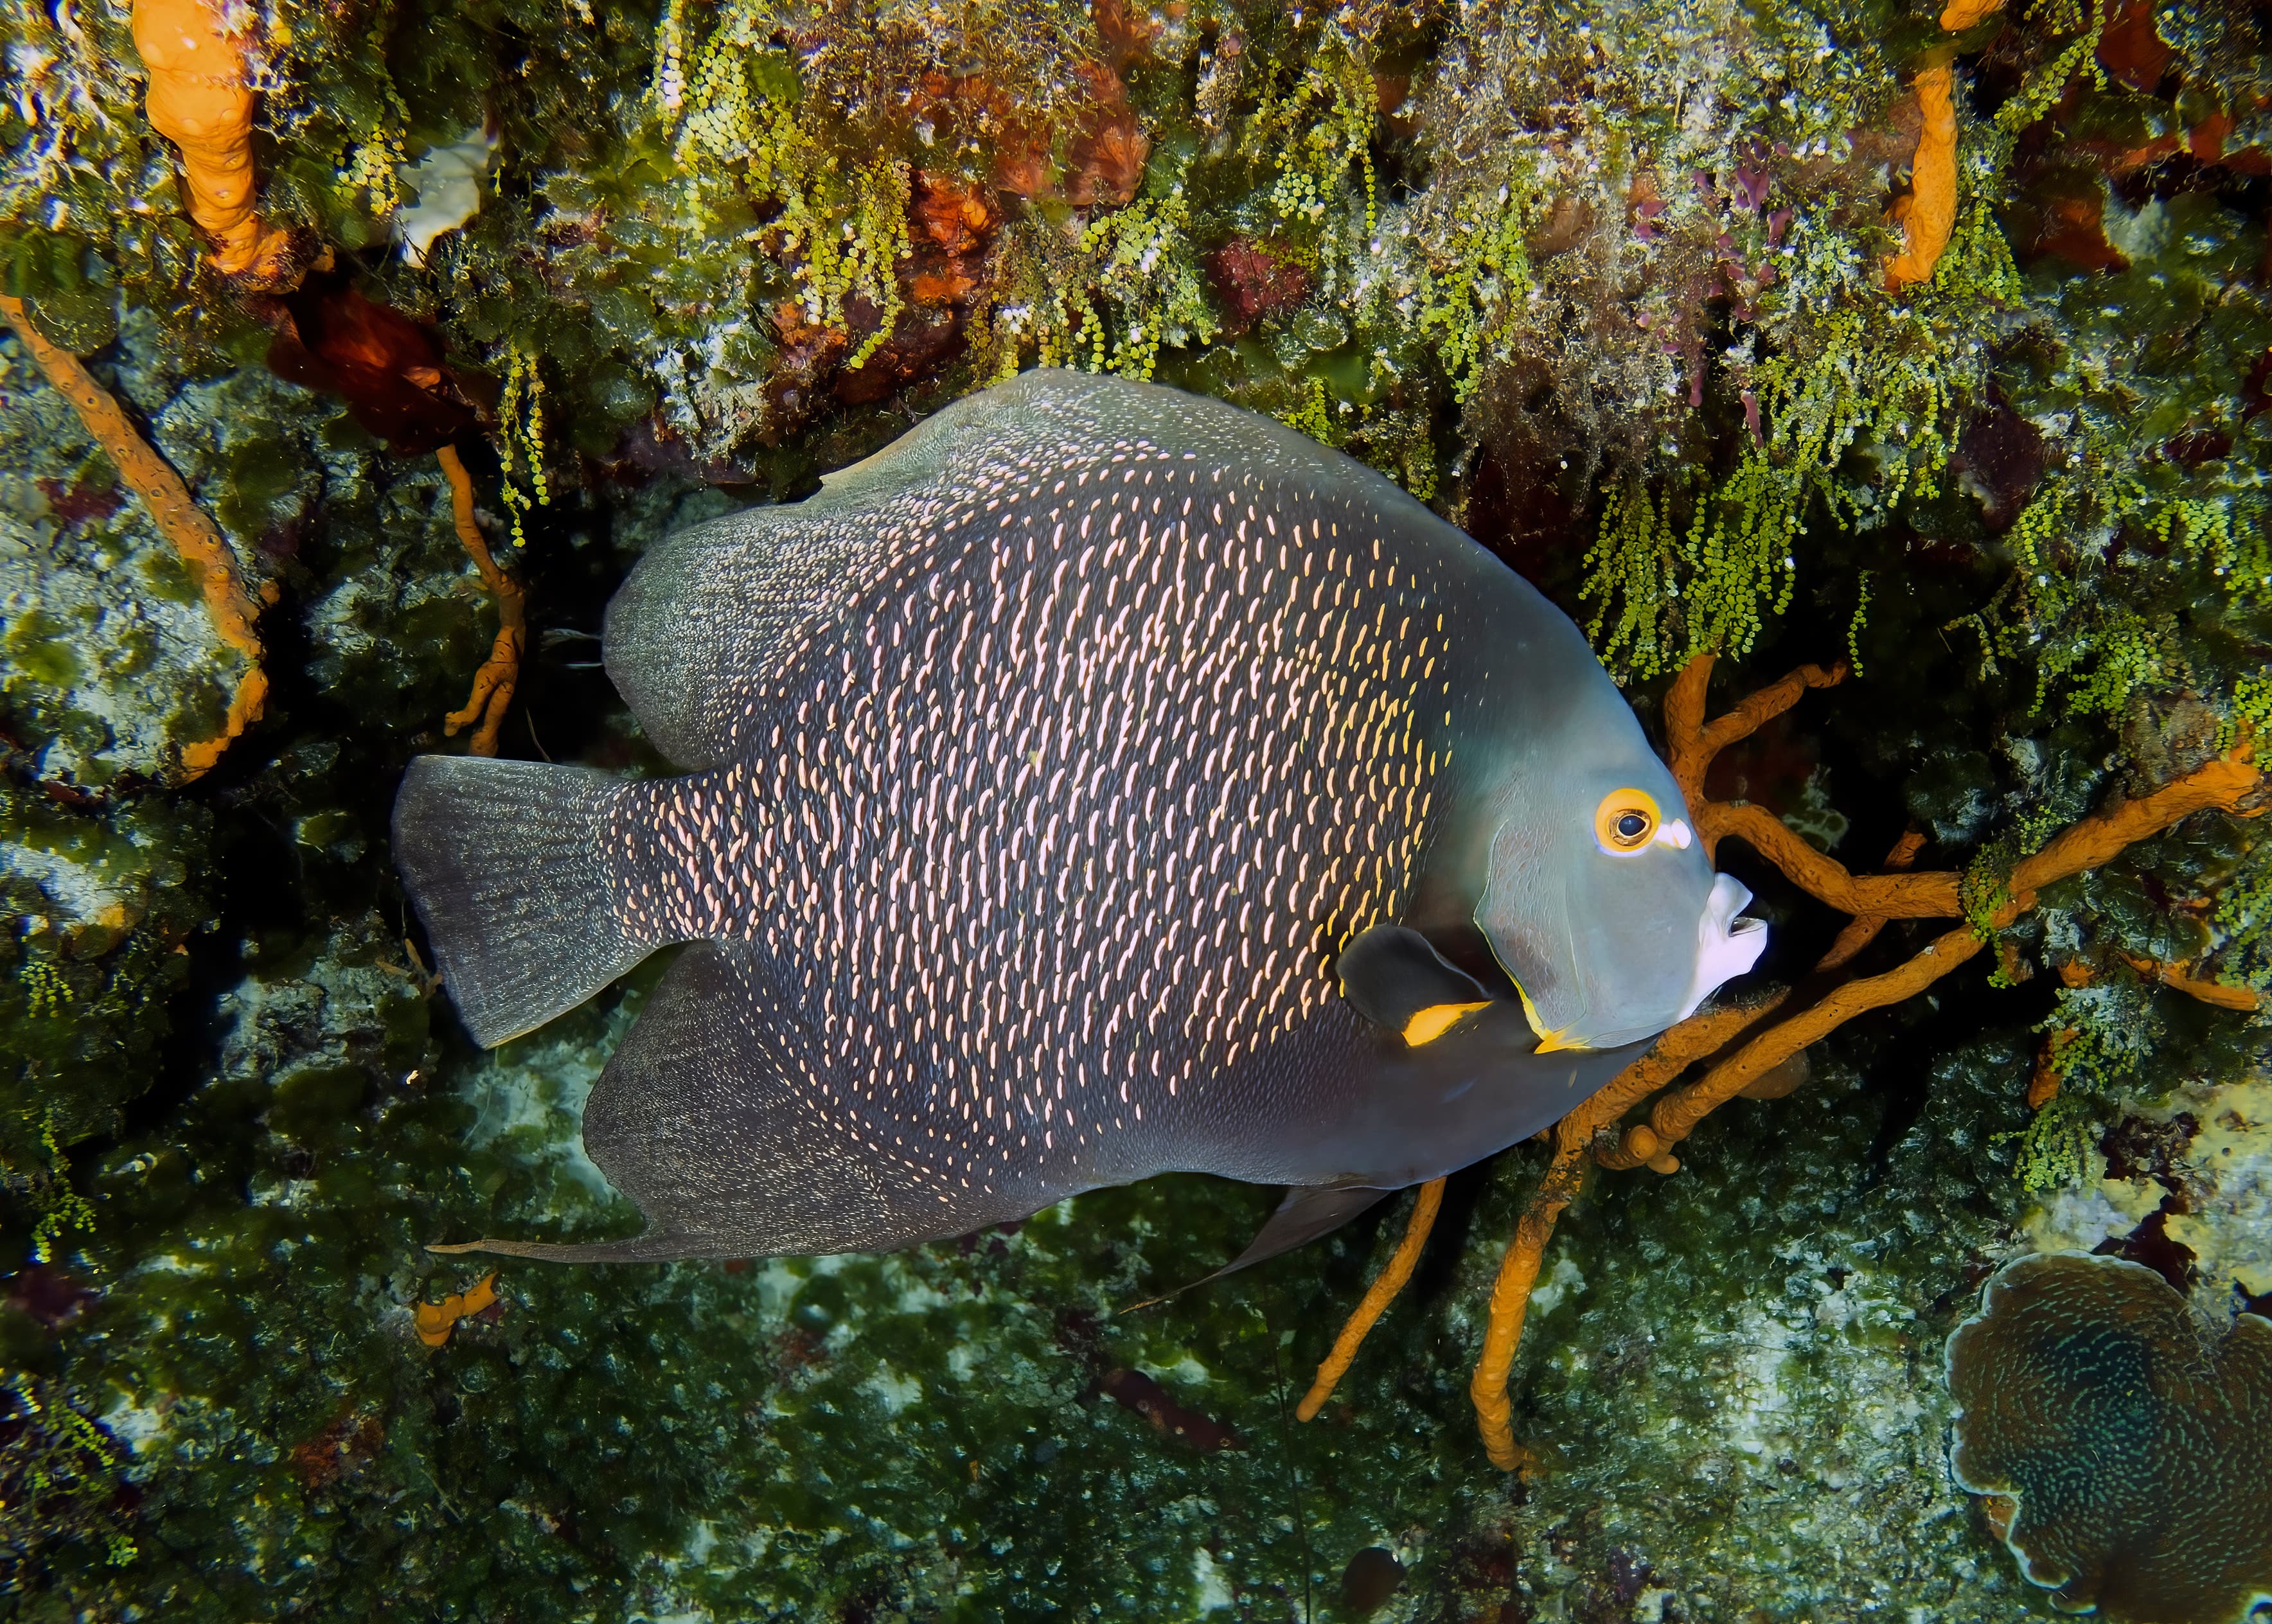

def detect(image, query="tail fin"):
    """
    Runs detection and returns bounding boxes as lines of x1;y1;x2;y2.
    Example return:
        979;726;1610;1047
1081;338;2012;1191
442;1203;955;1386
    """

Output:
391;756;658;1047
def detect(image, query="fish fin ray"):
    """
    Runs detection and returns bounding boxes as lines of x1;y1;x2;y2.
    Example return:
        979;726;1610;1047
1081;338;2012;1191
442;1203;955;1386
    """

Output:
393;757;660;1048
422;1233;706;1263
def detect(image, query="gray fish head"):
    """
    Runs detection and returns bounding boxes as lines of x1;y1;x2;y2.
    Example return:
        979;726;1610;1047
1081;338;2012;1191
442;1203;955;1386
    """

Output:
1473;724;1766;1053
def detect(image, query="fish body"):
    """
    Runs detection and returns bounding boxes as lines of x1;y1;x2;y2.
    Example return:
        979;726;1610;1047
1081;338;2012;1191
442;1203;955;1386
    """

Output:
394;371;1763;1262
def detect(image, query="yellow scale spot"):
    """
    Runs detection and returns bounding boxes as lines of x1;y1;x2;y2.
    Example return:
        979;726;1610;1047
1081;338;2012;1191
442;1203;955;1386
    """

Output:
1401;1002;1491;1046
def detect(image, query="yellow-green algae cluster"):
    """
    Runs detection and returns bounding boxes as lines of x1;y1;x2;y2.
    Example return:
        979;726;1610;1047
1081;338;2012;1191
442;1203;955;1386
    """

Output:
2;0;2271;1614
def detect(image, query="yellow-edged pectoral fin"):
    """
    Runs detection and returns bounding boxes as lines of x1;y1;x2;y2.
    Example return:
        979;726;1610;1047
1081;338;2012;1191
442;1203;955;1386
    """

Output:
1401;1001;1493;1046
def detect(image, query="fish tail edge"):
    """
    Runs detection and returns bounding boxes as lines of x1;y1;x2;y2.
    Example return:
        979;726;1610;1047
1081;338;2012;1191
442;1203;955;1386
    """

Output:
392;755;657;1048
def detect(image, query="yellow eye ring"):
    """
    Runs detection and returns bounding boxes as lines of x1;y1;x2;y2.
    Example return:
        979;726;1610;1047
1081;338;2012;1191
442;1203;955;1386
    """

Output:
1595;789;1660;855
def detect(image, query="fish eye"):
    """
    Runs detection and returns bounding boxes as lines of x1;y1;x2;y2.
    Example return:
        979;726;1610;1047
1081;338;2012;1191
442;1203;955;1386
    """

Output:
1593;790;1660;855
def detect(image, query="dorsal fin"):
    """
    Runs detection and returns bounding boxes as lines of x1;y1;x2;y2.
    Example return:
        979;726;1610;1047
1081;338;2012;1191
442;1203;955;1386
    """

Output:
601;387;1009;767
603;376;1083;768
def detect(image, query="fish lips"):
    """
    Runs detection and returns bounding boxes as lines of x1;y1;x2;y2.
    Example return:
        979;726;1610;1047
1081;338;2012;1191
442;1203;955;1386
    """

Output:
1673;873;1770;1020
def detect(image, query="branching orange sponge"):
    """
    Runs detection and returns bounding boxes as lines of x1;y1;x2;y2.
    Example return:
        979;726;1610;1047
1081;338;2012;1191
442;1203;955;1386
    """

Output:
437;446;526;757
132;0;296;285
1455;655;2264;1472
1;292;267;779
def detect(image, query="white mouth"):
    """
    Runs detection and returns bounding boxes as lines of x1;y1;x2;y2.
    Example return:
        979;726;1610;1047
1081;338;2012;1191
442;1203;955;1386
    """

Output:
1674;873;1768;1021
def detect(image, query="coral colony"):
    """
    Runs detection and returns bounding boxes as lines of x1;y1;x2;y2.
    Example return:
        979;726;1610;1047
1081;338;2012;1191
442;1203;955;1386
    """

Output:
1;0;2268;1616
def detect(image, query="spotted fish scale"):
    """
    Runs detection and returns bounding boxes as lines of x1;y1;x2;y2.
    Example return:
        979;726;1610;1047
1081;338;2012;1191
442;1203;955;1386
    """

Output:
614;439;1453;1217
393;370;1743;1264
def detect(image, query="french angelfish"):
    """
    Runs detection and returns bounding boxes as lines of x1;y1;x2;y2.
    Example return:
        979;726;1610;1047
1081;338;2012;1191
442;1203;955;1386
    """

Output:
393;371;1766;1267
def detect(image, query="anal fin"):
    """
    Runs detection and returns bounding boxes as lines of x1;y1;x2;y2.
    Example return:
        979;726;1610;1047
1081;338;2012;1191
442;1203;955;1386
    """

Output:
423;942;1040;1264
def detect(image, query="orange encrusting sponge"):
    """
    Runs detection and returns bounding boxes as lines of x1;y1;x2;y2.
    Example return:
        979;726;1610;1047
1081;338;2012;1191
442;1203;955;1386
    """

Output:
1885;64;1959;290
132;0;295;283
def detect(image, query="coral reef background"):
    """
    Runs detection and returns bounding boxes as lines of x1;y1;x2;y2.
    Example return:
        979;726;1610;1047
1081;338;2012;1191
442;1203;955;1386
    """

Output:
1;0;2269;1616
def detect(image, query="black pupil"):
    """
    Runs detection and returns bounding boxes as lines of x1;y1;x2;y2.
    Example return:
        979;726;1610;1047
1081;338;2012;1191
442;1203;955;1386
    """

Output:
1616;813;1648;840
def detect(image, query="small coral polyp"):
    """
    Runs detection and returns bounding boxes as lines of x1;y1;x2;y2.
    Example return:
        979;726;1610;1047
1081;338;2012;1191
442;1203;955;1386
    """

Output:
1947;1252;2272;1624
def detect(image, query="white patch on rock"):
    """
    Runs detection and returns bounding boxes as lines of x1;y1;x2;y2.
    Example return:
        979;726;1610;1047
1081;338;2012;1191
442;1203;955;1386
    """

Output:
753;1256;807;1320
396;125;499;265
862;1363;923;1415
882;1256;950;1314
1191;1546;1234;1612
100;1394;173;1455
2100;194;2169;265
2016;1147;2158;1256
1157;1354;1211;1388
1527;1254;1586;1318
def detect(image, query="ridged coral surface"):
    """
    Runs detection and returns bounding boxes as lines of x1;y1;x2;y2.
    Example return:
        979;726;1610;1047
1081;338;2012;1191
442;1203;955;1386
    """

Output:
1949;1251;2272;1624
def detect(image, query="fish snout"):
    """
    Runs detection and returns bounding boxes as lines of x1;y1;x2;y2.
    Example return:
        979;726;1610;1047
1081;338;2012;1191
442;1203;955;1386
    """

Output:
1678;873;1767;1019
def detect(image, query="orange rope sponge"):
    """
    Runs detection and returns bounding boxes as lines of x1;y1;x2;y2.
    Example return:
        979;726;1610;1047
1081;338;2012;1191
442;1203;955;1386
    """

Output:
1653;927;1988;1150
413;1271;499;1347
1665;654;1845;856
1814;829;1928;973
2118;955;2264;1013
1707;803;1962;918
2001;755;2265;914
436;446;526;757
1885;64;1958;291
132;0;295;285
1295;1178;1444;1422
1458;664;2265;1473
1471;1117;1587;1472
1466;996;1780;1465
1646;750;2265;1154
1;292;266;779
